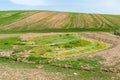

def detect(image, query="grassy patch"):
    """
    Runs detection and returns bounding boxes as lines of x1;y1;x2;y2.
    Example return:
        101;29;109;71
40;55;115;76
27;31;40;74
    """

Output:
44;65;120;80
0;28;112;34
0;57;37;68
0;33;112;74
50;56;105;71
0;33;110;59
0;11;38;26
0;37;21;51
26;34;110;58
0;57;119;80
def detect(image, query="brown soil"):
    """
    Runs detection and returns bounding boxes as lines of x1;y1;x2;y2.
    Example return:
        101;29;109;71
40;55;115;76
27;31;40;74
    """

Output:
41;12;68;28
0;64;67;80
3;11;55;30
20;33;63;40
27;12;69;29
81;32;120;66
0;34;20;39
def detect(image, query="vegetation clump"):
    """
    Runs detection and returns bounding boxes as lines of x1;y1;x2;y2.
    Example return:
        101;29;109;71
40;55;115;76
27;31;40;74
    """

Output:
0;33;111;73
114;30;120;36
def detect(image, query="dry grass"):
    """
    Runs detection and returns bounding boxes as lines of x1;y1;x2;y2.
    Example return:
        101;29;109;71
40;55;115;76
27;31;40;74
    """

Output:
96;15;115;28
3;11;55;30
29;12;69;29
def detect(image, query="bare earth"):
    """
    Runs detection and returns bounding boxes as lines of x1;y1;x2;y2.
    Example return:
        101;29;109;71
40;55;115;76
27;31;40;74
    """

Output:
82;32;120;66
0;65;67;80
20;33;64;40
3;11;56;30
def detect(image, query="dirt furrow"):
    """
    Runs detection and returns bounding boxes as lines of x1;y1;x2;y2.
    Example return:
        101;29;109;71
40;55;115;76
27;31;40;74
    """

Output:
3;11;55;30
43;12;69;28
76;14;85;28
0;65;67;80
91;14;103;28
96;15;115;28
82;14;95;28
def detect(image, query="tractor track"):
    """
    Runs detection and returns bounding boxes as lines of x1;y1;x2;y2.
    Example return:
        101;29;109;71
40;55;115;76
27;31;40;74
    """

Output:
81;32;120;66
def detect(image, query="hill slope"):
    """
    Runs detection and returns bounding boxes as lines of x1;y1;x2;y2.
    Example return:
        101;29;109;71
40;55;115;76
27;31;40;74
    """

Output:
0;10;120;33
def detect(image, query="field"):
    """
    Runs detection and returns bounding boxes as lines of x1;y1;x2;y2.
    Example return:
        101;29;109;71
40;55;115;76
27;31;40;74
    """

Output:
0;10;120;80
0;11;120;33
0;32;120;80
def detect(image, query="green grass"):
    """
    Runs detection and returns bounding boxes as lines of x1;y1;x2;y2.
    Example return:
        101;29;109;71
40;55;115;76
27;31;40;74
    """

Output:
0;37;34;52
29;34;81;45
26;56;105;71
0;37;21;51
25;34;110;58
0;11;38;26
80;40;111;53
0;57;37;68
44;65;120;80
0;12;23;26
50;56;105;71
0;28;112;34
0;37;21;45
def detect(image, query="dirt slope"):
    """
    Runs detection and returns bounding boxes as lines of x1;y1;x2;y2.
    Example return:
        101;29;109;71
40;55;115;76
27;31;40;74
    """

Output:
82;32;120;66
0;11;120;32
3;11;56;30
0;64;67;80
